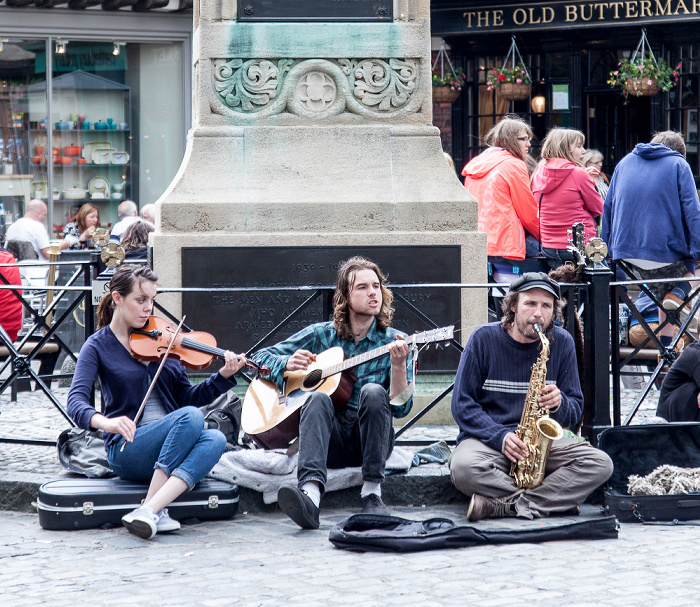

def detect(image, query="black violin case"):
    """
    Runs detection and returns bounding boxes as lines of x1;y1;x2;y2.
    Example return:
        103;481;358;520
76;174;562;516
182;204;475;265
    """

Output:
37;478;239;531
599;423;700;523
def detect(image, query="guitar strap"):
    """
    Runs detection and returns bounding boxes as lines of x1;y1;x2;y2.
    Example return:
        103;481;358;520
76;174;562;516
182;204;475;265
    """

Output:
389;342;418;407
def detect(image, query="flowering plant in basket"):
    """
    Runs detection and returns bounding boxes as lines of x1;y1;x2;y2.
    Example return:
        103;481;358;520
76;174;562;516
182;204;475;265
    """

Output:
608;57;681;98
432;65;467;91
486;64;532;91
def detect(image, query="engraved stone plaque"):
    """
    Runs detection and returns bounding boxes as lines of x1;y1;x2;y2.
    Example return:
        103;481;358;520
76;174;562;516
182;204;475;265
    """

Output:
182;246;460;371
237;0;392;22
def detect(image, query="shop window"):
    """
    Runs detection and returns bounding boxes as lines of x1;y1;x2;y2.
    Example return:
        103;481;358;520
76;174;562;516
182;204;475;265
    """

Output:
0;39;185;236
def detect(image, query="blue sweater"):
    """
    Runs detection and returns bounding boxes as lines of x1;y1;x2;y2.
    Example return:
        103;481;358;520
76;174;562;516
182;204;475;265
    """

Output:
67;326;237;449
451;323;583;452
602;143;700;263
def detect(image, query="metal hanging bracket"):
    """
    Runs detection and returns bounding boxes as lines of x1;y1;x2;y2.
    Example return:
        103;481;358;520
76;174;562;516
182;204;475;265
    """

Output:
502;35;531;81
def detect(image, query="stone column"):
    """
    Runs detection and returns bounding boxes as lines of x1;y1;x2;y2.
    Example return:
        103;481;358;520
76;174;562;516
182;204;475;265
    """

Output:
151;0;486;422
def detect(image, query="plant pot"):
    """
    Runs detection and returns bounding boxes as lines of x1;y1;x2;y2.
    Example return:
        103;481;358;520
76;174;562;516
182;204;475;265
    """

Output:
498;82;532;101
432;87;461;104
625;78;660;97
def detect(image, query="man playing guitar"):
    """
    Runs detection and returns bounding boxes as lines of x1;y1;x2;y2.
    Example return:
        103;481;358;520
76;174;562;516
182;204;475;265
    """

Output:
252;256;413;529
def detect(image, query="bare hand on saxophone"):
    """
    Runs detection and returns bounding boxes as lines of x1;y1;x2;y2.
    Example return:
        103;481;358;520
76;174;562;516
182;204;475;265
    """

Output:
539;384;561;410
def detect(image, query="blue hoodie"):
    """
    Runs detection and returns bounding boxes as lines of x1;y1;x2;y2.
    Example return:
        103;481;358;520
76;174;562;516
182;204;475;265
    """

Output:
602;143;700;263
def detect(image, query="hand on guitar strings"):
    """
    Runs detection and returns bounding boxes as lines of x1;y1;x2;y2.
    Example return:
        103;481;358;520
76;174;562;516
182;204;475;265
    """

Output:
388;337;410;365
286;349;317;371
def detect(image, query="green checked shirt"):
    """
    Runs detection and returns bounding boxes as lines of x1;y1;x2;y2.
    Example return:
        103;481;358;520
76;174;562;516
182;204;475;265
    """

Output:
252;320;414;418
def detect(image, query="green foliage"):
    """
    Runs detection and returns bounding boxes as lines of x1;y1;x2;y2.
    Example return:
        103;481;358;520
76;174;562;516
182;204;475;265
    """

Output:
431;65;466;90
485;64;532;91
608;57;681;97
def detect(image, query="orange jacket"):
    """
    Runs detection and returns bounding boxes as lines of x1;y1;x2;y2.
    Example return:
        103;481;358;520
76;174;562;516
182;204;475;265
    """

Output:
462;149;539;260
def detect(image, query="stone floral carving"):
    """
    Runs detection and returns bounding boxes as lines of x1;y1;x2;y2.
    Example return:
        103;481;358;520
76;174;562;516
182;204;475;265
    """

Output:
296;71;337;112
211;57;421;121
353;59;417;111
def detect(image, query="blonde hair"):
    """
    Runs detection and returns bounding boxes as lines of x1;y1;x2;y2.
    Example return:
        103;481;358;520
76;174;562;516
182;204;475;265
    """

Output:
484;114;533;161
583;149;603;167
541;128;585;166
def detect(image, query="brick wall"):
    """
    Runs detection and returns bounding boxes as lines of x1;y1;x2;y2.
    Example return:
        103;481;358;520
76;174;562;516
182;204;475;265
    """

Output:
433;102;453;157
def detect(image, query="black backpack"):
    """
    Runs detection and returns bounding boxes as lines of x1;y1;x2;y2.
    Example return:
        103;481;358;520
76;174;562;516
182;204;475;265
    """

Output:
200;392;242;447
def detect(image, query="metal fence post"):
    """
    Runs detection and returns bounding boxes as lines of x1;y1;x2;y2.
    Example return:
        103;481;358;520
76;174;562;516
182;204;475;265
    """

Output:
581;262;613;446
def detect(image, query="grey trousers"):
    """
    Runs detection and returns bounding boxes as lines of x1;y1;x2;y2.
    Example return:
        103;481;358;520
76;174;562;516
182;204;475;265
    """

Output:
449;437;614;519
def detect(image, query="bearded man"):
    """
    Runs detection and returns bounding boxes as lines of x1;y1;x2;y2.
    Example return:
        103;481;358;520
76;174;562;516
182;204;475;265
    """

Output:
449;272;613;521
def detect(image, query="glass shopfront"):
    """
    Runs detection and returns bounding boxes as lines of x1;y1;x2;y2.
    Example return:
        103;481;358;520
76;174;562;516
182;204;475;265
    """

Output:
0;32;187;237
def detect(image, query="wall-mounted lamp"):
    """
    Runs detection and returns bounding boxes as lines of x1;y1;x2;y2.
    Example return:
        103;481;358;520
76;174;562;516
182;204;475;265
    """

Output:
55;40;67;54
531;95;546;115
113;41;125;56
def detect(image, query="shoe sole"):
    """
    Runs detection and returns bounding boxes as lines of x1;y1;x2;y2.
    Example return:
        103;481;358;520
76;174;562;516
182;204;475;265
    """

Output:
278;487;319;530
466;495;478;521
662;297;698;331
122;518;156;540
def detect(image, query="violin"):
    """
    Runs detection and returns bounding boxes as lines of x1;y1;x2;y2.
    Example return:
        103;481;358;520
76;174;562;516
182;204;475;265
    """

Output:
129;316;269;376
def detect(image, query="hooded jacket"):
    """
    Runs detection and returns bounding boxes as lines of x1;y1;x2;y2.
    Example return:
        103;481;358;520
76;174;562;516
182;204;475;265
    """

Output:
602;142;700;263
462;148;539;260
531;158;603;249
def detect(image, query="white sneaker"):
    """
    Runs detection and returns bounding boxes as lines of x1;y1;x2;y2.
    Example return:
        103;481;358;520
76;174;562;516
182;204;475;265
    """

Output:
156;508;181;533
122;506;159;539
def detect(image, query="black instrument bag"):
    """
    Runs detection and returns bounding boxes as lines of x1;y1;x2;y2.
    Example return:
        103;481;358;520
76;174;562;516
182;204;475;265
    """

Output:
599;423;700;523
38;477;239;531
329;513;618;553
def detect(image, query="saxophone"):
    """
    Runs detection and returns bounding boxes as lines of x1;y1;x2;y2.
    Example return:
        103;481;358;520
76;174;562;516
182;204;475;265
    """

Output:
509;324;564;489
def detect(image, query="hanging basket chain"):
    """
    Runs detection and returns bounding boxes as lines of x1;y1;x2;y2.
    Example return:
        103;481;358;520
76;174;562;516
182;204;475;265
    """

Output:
502;35;531;82
630;28;658;69
432;41;458;81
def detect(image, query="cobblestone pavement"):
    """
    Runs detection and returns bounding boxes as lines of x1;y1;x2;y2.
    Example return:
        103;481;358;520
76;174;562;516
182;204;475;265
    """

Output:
1;504;698;607
3;379;692;606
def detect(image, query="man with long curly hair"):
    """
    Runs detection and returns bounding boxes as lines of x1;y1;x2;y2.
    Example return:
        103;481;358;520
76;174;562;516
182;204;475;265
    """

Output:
252;257;413;529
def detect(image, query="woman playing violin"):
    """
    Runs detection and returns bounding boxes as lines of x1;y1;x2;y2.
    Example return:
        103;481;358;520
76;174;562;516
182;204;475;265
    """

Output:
67;264;246;540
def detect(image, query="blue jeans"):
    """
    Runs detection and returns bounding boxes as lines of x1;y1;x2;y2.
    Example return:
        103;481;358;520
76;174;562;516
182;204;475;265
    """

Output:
297;384;394;494
107;407;226;490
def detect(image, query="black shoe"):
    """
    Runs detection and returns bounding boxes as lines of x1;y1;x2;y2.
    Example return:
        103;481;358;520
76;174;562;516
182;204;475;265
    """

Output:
278;485;320;530
361;493;390;515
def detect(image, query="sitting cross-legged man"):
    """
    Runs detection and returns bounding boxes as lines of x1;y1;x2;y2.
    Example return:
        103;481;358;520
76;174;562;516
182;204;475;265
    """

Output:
449;272;613;520
252;256;413;529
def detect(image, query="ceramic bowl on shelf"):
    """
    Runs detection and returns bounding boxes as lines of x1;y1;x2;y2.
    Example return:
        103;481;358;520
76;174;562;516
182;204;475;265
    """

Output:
93;148;116;165
57;157;72;165
110;151;129;165
63;187;87;200
63;145;82;157
31;156;42;165
55;121;69;130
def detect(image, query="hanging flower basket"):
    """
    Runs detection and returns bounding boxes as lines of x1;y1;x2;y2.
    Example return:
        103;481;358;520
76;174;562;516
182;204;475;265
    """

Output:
609;30;680;102
624;77;660;97
498;82;532;101
432;87;462;104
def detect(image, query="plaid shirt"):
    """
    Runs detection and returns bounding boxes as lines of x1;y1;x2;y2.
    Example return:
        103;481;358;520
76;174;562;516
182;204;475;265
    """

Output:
252;320;413;418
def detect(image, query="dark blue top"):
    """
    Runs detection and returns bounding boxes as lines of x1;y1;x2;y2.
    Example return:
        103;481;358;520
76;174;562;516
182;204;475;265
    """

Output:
67;325;236;449
602;143;700;263
451;323;583;452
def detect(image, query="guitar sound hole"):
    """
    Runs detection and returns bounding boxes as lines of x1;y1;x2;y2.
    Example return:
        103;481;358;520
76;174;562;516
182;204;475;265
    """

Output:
303;369;322;389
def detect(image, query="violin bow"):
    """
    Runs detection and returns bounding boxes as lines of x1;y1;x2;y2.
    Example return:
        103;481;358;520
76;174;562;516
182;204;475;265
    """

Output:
120;315;187;452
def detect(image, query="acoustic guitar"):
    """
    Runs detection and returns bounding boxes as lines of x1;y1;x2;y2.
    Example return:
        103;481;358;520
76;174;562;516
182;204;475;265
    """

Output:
241;326;455;449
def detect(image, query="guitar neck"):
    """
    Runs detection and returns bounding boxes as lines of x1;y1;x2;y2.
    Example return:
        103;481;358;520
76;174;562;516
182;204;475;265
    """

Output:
322;335;417;378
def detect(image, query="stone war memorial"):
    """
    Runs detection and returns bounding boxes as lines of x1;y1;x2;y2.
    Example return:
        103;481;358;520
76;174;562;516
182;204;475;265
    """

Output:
151;0;486;421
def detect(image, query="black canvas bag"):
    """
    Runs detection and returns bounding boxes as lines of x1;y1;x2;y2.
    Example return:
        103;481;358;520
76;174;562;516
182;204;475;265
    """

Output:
328;513;619;553
599;423;700;523
38;478;239;531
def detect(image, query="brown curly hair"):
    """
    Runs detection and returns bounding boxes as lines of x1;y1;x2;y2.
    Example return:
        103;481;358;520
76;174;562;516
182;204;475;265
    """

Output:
333;256;394;340
97;264;158;329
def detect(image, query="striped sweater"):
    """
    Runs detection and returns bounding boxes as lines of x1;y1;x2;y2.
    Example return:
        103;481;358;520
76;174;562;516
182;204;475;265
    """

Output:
451;322;583;452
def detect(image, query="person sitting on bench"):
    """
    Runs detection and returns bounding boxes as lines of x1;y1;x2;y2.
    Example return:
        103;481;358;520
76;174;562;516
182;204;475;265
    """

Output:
66;264;246;539
657;337;700;422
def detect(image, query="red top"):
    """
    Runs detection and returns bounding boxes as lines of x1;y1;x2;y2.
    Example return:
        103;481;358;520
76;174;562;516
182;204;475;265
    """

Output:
0;249;22;341
531;158;603;249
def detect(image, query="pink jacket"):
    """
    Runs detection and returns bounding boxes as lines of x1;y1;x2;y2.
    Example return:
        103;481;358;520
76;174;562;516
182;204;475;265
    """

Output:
462;149;539;260
531;158;603;249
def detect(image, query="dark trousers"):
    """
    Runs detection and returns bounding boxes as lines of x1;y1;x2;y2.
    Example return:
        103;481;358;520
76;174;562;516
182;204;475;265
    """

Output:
297;383;394;494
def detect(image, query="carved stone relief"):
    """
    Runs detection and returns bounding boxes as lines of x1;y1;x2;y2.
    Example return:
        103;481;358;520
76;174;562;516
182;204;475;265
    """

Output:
211;57;421;121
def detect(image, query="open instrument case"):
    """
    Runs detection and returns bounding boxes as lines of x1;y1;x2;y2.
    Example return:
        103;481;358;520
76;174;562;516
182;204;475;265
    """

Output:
599;423;700;523
37;478;239;531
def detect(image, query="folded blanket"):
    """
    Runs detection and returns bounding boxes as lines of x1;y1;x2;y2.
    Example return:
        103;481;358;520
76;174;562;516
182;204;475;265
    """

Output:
208;446;416;504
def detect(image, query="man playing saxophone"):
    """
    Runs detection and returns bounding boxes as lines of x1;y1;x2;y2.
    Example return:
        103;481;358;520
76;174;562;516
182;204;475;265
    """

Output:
449;272;613;521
